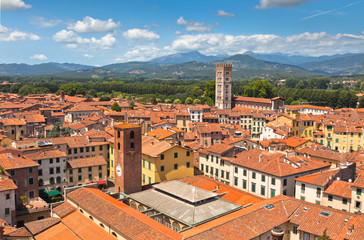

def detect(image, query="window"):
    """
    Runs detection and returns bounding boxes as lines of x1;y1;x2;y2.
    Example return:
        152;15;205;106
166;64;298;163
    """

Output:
186;162;190;168
69;177;73;182
100;223;105;228
38;169;43;176
112;232;117;238
226;172;230;179
28;167;33;173
56;158;60;163
6;193;10;200
142;159;145;168
328;195;333;201
148;162;151;170
300;196;305;201
316;188;321;198
5;208;10;216
29;177;34;185
50;158;53;164
86;147;90;152
234;177;238;186
283;190;287;196
99;146;103;151
283;179;287;186
174;152;178;158
148;177;151;184
252;183;256;192
50;168;54;174
293;226;298;234
56;176;61;183
252;172;256;179
201;164;204;171
343;198;348;205
80;147;84;153
98;166;102;171
271;178;276;185
205;166;209;173
99;172;102;178
355;201;361;209
56;167;60;174
243;180;247;189
186;151;190;156
142;174;145;183
357;188;362;196
88;167;92;172
78;175;82;181
160;154;164;160
235;167;238;174
130;131;135;139
10;170;15;176
261;175;265;182
316;201;321;205
74;149;78;154
271;189;276;198
161;166;165;171
88;174;92;180
174;164;178;170
301;183;306;193
78;168;82;173
221;170;225;178
261;186;265;196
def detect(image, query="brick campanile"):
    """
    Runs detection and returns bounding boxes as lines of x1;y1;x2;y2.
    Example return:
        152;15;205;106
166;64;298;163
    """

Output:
215;64;232;110
114;123;142;194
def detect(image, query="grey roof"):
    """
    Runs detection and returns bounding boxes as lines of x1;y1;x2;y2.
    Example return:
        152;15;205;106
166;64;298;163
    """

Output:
129;181;241;226
153;180;217;203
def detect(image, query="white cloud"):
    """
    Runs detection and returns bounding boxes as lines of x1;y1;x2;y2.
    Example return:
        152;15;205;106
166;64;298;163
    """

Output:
123;29;160;41
83;53;93;58
217;10;235;18
256;0;312;9
1;0;31;10
67;16;120;33
30;54;47;60
53;30;116;49
144;23;161;28
123;45;174;62
30;16;62;28
177;16;213;32
0;24;40;41
175;31;182;35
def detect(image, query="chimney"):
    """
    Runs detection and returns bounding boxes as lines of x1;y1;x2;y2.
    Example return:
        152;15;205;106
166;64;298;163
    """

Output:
259;154;263;163
271;226;284;240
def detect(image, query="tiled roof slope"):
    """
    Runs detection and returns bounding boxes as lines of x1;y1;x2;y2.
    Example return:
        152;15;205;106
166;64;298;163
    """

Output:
66;187;182;240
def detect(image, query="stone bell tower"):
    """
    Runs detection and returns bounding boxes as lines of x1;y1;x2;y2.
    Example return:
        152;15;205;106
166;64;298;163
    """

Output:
215;64;232;110
114;123;142;194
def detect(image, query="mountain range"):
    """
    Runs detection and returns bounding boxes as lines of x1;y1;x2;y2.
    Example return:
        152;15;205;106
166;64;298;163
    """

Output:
1;51;364;79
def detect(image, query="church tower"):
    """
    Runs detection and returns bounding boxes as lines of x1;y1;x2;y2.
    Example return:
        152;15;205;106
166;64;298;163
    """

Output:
114;123;142;194
215;64;232;110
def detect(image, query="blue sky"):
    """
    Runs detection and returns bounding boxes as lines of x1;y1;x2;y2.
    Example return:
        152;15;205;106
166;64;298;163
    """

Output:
0;0;364;65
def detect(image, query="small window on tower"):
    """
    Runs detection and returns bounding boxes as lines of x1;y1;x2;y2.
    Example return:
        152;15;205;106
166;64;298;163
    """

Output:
118;131;120;138
118;143;120;150
130;131;135;139
131;142;134;150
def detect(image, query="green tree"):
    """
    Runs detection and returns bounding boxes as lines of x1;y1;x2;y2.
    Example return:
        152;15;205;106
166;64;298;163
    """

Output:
205;97;214;107
99;96;111;101
111;102;121;112
164;99;172;103
291;98;308;105
318;229;331;240
129;101;135;108
173;99;181;104
185;97;193;105
85;89;97;98
359;96;364;108
244;80;273;98
285;97;294;105
193;99;201;104
18;85;33;96
204;80;215;100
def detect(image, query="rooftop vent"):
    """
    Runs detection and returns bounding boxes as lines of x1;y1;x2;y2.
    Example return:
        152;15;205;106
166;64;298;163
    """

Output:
264;204;274;210
303;207;308;211
320;210;331;217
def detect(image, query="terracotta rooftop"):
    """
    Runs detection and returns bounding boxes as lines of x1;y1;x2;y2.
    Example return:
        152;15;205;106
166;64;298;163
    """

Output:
114;122;140;129
67;155;107;169
324;180;353;199
0;177;17;191
25;149;67;161
0;153;38;170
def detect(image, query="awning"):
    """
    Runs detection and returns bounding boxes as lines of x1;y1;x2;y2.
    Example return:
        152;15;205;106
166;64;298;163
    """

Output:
97;180;106;185
44;190;62;197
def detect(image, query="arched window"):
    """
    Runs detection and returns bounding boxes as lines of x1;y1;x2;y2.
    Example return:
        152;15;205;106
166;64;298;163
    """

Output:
117;131;120;138
56;176;61;183
118;143;120;150
130;131;135;139
99;223;105;228
80;209;84;213
39;179;44;186
112;232;117;238
130;142;134;150
50;177;55;185
172;222;181;231
89;215;94;221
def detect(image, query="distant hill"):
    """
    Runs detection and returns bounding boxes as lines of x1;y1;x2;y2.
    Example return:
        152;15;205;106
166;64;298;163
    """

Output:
0;62;92;75
299;54;364;75
59;54;319;79
244;51;360;65
150;51;227;64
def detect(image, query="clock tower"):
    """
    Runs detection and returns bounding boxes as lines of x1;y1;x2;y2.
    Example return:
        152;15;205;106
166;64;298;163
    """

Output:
114;123;142;194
